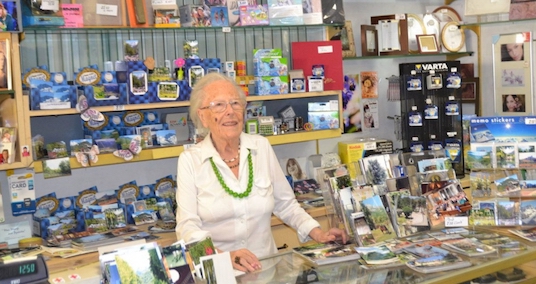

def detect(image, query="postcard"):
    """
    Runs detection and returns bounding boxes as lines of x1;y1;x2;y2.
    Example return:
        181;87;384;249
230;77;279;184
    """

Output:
497;201;519;226
494;174;521;196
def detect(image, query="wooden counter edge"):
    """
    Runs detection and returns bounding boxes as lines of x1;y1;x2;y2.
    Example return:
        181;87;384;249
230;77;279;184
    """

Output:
270;206;328;226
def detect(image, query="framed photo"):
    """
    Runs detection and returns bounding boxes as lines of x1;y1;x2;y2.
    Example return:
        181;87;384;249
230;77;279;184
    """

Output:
461;78;480;115
360;25;378;56
129;70;148;95
492;32;533;115
157;82;179;101
326;20;356;58
417;34;439;54
0;35;12;90
0;1;21;32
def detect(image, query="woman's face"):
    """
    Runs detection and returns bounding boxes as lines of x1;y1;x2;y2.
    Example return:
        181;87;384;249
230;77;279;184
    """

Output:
506;95;517;112
362;79;373;93
507;43;523;61
2;151;7;159
198;80;244;141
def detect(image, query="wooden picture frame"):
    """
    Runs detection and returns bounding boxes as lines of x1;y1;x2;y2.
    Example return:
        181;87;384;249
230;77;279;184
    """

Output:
361;25;378;56
417;34;439;54
0;35;12;90
492;32;533;115
326;20;356;58
461;78;478;101
371;14;409;56
461;77;480;116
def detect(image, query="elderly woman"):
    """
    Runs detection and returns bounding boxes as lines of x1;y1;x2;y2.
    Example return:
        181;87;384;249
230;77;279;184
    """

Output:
175;73;347;272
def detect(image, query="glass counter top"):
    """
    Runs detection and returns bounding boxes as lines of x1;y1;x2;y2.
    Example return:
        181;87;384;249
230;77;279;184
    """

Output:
237;229;536;284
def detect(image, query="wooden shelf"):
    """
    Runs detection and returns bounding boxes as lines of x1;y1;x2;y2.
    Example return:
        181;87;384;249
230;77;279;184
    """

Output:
25;96;190;117
247;91;340;102
24;91;341;117
30;129;341;173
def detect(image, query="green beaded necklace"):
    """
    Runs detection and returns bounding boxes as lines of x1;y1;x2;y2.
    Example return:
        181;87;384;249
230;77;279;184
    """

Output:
209;149;253;199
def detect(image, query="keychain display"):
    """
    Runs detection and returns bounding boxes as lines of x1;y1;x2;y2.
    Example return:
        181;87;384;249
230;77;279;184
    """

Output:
399;60;464;176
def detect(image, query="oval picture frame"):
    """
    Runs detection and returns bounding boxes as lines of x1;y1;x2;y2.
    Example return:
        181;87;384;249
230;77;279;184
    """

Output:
407;14;426;54
441;21;465;52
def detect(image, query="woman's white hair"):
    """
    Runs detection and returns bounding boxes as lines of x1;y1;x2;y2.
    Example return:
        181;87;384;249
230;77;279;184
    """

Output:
188;72;246;137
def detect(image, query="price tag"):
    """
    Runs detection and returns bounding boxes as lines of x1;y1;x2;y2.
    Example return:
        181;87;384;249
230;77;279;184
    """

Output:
526;118;536;125
222;27;231;33
114;105;126;111
96;4;118;16
41;0;59;11
152;0;176;4
318;46;333;54
444;216;468;227
183;143;195;149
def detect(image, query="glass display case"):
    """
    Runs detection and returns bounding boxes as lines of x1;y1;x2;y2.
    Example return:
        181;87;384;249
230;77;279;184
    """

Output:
237;229;536;284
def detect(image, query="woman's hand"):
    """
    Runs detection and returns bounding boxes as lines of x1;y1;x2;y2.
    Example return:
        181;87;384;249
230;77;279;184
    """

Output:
309;227;348;244
230;249;262;272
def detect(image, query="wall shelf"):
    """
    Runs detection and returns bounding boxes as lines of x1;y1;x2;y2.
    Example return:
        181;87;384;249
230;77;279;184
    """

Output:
31;129;341;173
343;51;473;61
25;91;340;117
23;24;340;33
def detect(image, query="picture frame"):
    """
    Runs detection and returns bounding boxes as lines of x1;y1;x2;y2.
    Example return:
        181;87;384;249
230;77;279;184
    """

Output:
360;25;378;56
326;20;356;58
441;21;466;53
465;0;511;16
417;34;439;54
0;35;12;90
461;77;480;115
461;78;478;101
371;14;409;56
0;1;21;32
407;14;426;54
492;32;533;115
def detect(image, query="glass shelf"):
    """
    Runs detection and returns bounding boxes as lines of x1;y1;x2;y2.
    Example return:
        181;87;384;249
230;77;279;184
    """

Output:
23;23;340;34
344;52;473;61
460;18;536;27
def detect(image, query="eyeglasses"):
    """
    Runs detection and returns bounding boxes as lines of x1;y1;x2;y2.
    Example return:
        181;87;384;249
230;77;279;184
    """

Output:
199;99;246;113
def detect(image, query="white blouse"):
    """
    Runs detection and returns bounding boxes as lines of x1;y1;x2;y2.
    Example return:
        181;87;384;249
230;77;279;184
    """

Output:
175;132;320;258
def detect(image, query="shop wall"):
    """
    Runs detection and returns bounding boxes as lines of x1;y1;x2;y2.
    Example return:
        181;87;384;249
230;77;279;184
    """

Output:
1;0;454;225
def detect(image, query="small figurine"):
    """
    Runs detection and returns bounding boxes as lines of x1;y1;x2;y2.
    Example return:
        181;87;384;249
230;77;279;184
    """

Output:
174;58;185;80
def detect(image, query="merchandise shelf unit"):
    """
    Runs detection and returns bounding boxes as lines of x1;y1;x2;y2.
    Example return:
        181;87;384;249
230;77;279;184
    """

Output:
21;25;328;79
29;91;343;173
19;24;343;172
0;33;31;171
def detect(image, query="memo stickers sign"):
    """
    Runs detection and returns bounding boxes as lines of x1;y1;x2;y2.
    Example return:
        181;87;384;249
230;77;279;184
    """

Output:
469;116;536;169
